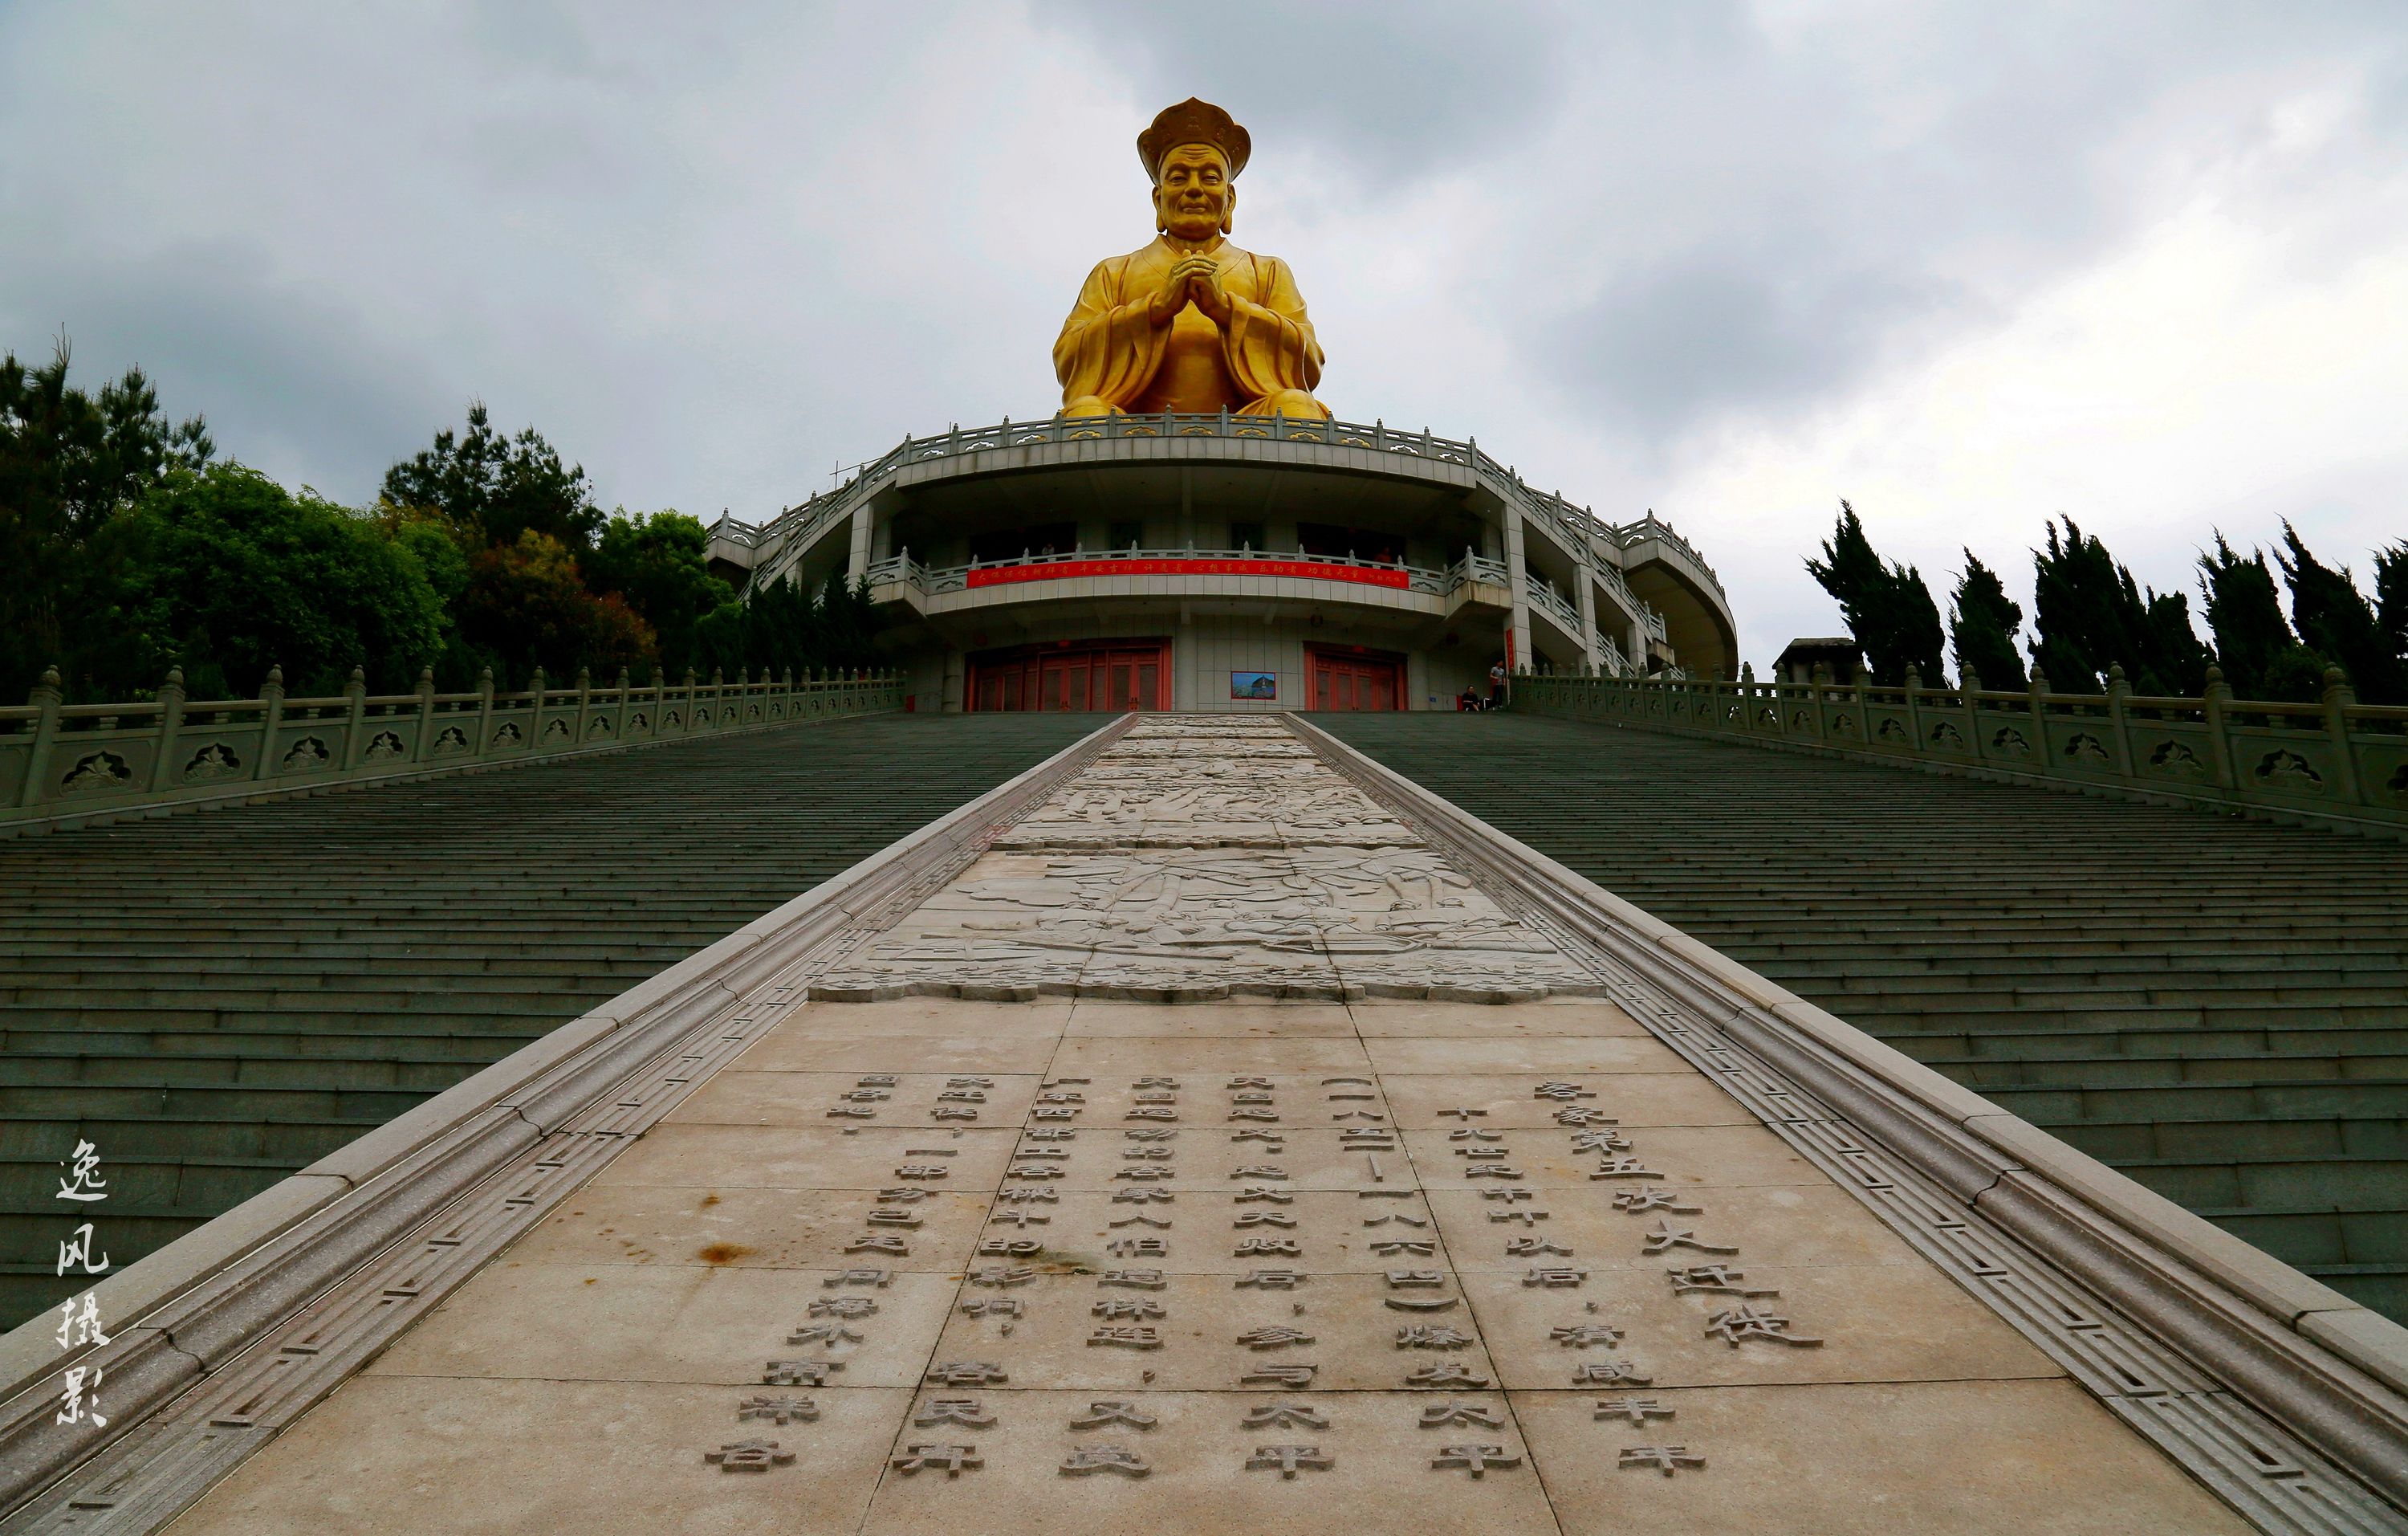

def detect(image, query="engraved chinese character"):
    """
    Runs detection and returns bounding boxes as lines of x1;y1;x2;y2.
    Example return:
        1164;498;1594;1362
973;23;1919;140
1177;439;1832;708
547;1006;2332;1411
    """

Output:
1087;1326;1164;1350
1643;1221;1737;1255
1011;1164;1067;1180
1532;1082;1595;1101
809;1296;877;1318
1092;1299;1165;1321
1235;1237;1300;1257
1570;1129;1633;1154
706;1439;795;1473
1240;1364;1318;1387
1235;1326;1315;1351
1613;1188;1702;1215
1619;1444;1704;1476
1240;1402;1328;1429
1522;1266;1587;1288
1370;1240;1435;1257
978;1239;1043;1257
1233;1211;1296;1228
1506;1237;1572;1257
1108;1214;1169;1229
1668;1265;1778;1298
1463;1166;1523;1180
1572;1360;1653;1385
1589;1157;1662;1180
1435;1107;1490;1120
1125;1106;1180;1121
876;1187;929;1204
856;1074;898;1087
968;1265;1036;1288
1404;1363;1491;1389
737;1395;817;1424
960;1298;1023;1319
1393;1326;1472;1350
1236;1269;1304;1289
1228;1108;1281;1122
1112;1188;1173;1205
845;1235;908;1255
1230;1091;1275;1105
1100;1268;1168;1289
894;1164;949;1180
1704;1305;1823;1347
1133;1077;1180;1090
1230;1165;1287;1180
1555;1106;1616;1126
1226;1078;1275;1090
1339;1131;1396;1148
1026;1127;1078;1142
1112;1167;1173;1181
57;1142;108;1202
1072;1400;1158;1430
784;1323;863;1347
1060;1444;1151;1477
890;1443;982;1477
825;1105;876;1118
865;1210;922;1228
1549;1324;1624;1348
1230;1129;1284;1145
763;1360;838;1387
1108;1237;1167;1258
1245;1444;1333;1477
1121;1146;1173;1160
925;1361;1009;1386
1418;1401;1503;1428
1000;1188;1061;1203
1593;1397;1674;1426
915;1397;995;1428
1038;1090;1087;1104
1234;1186;1292;1204
1384;1269;1445;1288
1433;1444;1521;1477
989;1210;1050;1228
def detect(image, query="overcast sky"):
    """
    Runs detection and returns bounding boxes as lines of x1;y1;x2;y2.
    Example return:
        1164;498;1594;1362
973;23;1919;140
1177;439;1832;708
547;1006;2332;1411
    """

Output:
4;2;2403;666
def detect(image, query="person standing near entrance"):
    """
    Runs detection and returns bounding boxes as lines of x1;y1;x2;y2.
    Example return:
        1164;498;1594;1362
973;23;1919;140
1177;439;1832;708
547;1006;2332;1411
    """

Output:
1487;660;1508;711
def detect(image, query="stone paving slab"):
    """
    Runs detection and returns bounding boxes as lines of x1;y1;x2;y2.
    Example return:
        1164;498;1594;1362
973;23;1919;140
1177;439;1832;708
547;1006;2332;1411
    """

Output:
160;715;2263;1533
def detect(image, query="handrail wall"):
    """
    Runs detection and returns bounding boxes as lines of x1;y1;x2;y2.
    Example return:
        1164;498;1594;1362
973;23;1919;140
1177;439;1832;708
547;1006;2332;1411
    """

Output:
0;663;907;833
1515;669;2408;836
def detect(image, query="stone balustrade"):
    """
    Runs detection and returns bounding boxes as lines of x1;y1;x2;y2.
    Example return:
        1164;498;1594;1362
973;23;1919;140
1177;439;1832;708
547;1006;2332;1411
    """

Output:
1515;664;2408;834
0;663;906;831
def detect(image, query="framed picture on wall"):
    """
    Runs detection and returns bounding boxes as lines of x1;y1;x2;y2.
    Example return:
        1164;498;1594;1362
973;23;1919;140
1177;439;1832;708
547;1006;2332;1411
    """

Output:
1230;671;1278;701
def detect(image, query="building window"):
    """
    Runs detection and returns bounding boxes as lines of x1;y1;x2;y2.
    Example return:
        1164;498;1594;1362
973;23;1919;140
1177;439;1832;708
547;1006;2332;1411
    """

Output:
1108;520;1144;552
1228;520;1265;552
970;522;1079;564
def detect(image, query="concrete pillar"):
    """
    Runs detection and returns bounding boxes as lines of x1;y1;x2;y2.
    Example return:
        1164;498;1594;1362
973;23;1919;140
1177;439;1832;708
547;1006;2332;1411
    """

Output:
1628;619;1645;676
942;650;964;713
1503;515;1533;674
1576;577;1600;674
846;504;873;584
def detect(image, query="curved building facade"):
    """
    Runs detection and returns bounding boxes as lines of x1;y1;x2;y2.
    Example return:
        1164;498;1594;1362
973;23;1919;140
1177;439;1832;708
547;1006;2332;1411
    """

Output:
709;412;1736;712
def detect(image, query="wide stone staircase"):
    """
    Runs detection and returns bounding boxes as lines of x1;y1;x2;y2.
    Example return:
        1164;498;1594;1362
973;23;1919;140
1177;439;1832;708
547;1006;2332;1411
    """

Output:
0;712;1096;1329
1320;711;2408;1323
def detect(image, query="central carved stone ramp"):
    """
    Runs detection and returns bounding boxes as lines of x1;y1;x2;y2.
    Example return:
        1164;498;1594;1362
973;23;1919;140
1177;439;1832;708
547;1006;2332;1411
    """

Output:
164;716;2248;1533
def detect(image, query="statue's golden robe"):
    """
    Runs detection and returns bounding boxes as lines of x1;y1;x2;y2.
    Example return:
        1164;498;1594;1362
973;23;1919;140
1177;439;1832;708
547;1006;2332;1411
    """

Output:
1054;237;1328;418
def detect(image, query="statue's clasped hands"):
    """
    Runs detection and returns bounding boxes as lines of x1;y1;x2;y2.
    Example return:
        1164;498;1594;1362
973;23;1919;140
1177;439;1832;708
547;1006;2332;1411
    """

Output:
1149;255;1231;325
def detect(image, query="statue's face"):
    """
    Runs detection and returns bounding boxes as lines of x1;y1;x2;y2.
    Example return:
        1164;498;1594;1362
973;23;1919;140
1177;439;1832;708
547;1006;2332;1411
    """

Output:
1153;143;1232;240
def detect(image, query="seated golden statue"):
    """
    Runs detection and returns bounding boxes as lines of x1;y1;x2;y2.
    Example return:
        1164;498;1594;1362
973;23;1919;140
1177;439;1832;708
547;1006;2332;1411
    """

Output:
1056;98;1328;420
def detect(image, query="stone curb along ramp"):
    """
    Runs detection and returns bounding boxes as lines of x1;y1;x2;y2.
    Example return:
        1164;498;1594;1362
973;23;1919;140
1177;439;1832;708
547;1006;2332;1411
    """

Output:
0;715;1138;1530
1287;714;2408;1534
0;711;2398;1531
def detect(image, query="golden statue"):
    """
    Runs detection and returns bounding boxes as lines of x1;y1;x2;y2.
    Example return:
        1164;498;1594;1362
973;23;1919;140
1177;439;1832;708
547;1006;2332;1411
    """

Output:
1055;98;1328;420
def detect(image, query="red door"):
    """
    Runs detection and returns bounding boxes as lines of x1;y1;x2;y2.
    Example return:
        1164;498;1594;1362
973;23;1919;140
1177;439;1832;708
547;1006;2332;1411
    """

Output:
1308;649;1403;711
967;642;1169;711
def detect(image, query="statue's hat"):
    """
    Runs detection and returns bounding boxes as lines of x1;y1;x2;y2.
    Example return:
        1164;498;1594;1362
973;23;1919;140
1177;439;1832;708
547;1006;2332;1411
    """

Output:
1137;97;1251;183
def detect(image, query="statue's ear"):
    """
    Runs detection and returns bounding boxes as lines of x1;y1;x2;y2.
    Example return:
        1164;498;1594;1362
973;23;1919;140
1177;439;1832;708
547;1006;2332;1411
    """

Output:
1221;186;1235;235
1154;185;1169;234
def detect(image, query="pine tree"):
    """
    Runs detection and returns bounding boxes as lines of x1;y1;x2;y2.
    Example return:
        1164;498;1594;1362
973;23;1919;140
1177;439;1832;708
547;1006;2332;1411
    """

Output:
2367;539;2406;682
1947;552;2024;688
2196;535;2296;698
2276;524;2404;704
1805;500;1946;687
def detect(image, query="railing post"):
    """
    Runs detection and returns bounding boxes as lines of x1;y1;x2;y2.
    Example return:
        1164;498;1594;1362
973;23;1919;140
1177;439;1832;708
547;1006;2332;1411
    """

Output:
614;666;632;737
572;665;592;748
684;668;698;732
2105;665;2135;777
148;666;187;792
250;666;286;782
2322;667;2364;805
1808;663;1832;741
2026;666;2050;774
2201;666;2235;789
474;666;496;755
340;666;369;769
1901;666;1923;752
18;666;63;809
411;666;437;764
526;666;547;751
1960;667;1982;756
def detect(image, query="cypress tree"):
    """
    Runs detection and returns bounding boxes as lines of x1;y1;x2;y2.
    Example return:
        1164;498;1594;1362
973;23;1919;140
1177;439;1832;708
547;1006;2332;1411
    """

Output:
2376;540;2407;668
2031;517;2206;695
1806;500;1946;687
2196;535;2296;698
2276;524;2404;704
1947;552;2025;688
